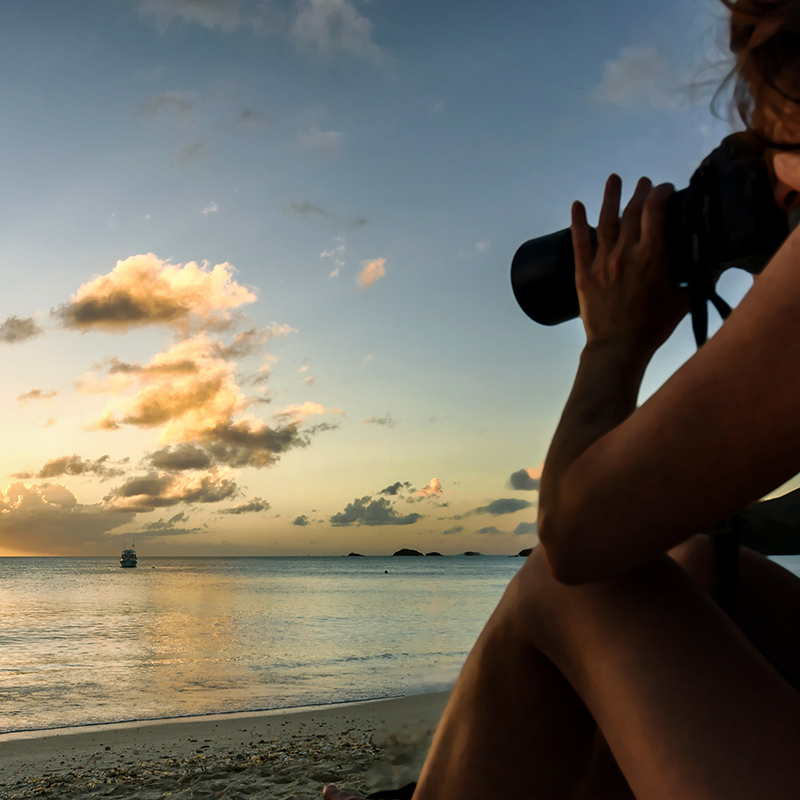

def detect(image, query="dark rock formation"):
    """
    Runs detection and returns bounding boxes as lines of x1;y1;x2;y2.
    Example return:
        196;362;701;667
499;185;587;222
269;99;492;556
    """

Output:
463;551;481;556
393;548;424;557
347;552;365;557
425;551;443;557
517;548;533;557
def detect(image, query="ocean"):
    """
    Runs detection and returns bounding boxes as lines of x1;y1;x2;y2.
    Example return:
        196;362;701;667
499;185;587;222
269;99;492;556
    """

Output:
3;554;799;735
0;555;524;733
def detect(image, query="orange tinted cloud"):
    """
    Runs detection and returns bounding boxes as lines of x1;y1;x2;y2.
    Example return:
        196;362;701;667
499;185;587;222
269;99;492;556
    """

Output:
106;468;239;511
0;482;137;555
415;477;444;499
86;337;334;469
275;401;344;422
18;389;58;403
57;253;256;332
87;335;247;442
508;466;542;491
0;316;44;343
357;258;386;288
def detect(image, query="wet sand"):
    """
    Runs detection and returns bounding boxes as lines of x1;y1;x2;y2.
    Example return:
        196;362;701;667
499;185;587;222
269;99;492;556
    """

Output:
0;692;450;799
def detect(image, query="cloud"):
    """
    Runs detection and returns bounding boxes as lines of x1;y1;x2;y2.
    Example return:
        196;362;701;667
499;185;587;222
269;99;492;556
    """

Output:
589;46;686;110
513;522;538;537
87;336;324;471
363;412;396;428
274;401;344;423
357;258;385;288
56;254;255;333
292;514;311;526
414;478;444;500
0;316;44;344
219;497;271;514
137;0;250;32
474;240;491;254
149;444;214;471
32;454;125;481
286;200;328;219
201;202;219;216
475;526;505;536
293;127;342;157
285;202;367;230
201;419;327;468
235;109;268;126
0;482;137;555
473;498;534;516
215;324;296;359
320;237;348;276
291;0;384;61
330;496;422;527
84;335;249;441
177;141;211;165
442;525;463;536
129;511;201;538
378;481;411;497
106;469;239;511
18;389;57;403
138;91;194;124
508;467;542;492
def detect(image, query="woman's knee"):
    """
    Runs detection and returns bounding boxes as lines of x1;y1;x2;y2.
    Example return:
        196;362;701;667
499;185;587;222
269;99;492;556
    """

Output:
668;534;716;595
511;543;709;662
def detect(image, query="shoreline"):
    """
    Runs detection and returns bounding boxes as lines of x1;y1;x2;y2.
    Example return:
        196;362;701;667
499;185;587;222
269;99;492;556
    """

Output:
0;691;416;741
0;691;451;799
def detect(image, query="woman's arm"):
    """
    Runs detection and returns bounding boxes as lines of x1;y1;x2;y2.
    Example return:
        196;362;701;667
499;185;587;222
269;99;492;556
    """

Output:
539;174;800;585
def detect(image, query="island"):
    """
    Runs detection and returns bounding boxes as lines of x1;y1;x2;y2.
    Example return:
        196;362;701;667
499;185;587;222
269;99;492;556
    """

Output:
517;548;533;558
463;551;481;556
425;551;443;557
346;552;365;557
393;548;424;557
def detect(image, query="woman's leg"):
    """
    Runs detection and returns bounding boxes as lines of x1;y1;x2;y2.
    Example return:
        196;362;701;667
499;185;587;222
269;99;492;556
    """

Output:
325;542;800;800
411;546;800;800
669;535;800;689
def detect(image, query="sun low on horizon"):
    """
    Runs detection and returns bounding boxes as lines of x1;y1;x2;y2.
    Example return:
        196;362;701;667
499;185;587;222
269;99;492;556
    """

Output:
0;0;789;557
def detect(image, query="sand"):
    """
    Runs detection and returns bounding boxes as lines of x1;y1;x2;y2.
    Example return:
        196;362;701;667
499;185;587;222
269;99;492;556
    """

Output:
0;692;451;799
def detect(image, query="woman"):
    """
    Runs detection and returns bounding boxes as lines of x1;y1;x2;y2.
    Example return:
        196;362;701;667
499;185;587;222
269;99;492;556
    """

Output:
325;1;800;797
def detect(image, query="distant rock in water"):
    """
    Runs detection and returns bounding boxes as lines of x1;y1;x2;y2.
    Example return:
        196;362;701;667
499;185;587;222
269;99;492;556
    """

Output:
425;551;443;557
463;551;481;556
347;552;365;557
393;548;424;557
517;548;533;558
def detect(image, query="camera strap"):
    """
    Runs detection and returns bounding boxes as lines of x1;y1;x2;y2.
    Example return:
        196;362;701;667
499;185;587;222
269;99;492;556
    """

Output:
688;268;739;618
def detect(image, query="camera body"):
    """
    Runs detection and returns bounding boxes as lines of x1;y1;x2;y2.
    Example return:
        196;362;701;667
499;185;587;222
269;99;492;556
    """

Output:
511;133;791;326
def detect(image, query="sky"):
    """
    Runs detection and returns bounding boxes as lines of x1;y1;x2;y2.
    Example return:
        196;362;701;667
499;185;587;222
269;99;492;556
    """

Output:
0;0;790;556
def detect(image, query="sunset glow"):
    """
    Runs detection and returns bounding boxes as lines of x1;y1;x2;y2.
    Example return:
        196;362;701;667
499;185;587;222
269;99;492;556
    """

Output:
0;0;792;556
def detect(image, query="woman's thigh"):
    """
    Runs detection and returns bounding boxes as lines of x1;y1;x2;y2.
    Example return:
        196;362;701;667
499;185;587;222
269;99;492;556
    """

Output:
669;534;800;689
517;545;800;800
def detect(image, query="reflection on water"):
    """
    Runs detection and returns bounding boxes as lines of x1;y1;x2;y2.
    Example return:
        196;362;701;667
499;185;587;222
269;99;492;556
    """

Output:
0;556;523;732
3;554;797;733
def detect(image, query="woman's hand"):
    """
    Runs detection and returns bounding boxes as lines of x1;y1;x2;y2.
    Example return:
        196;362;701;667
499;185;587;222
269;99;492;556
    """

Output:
571;174;689;361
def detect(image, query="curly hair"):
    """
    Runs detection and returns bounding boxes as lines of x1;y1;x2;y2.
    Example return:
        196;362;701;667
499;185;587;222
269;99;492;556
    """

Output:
713;0;800;150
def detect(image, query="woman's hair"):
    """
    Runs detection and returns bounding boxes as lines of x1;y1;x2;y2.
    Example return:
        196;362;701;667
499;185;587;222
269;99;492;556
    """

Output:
714;0;800;150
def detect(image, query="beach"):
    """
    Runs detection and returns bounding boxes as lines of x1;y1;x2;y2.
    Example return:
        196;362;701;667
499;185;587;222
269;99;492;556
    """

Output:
0;692;450;799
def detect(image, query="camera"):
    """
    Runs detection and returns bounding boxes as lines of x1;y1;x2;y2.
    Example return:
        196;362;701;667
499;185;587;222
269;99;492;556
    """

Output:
510;132;792;326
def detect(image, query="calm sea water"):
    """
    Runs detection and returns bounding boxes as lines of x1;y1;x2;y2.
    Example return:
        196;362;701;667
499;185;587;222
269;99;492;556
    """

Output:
0;556;524;733
3;554;798;735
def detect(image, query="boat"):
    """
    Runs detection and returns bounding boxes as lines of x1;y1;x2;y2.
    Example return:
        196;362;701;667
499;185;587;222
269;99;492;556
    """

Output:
120;545;137;568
